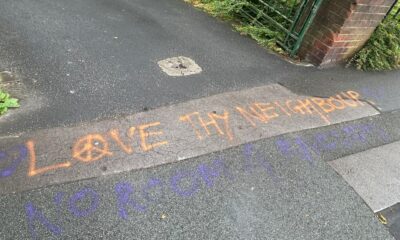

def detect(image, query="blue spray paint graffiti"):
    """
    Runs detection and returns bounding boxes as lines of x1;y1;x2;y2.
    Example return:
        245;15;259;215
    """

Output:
24;142;279;239
115;182;147;220
0;145;27;178
23;122;390;239
275;122;390;163
170;170;200;197
141;178;165;203
68;188;100;218
25;202;63;240
275;137;315;166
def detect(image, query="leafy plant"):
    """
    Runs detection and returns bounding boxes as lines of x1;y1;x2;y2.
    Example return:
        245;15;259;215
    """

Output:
350;3;400;71
193;0;249;19
0;89;19;115
234;25;285;54
185;0;289;54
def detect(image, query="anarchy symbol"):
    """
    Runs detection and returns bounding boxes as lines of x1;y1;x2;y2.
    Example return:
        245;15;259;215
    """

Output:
72;134;112;162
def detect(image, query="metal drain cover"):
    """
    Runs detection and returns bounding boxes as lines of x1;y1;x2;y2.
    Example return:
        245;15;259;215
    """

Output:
157;56;202;76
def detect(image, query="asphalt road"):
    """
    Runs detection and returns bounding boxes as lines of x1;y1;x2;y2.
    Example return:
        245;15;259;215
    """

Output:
0;0;400;239
1;112;399;239
0;0;400;136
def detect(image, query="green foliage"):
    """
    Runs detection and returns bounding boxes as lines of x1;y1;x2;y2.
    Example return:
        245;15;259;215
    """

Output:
350;4;400;71
186;0;288;54
195;0;250;20
234;25;285;54
191;0;400;70
0;89;19;115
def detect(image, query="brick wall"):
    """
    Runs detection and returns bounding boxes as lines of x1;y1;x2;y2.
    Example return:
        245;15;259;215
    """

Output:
298;0;396;67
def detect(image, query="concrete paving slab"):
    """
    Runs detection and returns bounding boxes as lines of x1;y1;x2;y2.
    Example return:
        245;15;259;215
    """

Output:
0;84;378;194
329;141;400;212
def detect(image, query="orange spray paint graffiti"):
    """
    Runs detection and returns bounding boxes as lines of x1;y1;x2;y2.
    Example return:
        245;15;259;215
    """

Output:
235;91;365;127
26;141;72;177
72;134;113;163
179;110;234;141
138;122;169;152
3;90;366;180
23;121;169;177
108;129;134;154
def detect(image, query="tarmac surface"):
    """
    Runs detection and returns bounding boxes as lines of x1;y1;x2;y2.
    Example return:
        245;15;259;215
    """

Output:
0;0;400;239
1;0;400;135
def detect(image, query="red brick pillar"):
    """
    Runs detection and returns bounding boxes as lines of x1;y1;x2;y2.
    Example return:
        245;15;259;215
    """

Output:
298;0;396;67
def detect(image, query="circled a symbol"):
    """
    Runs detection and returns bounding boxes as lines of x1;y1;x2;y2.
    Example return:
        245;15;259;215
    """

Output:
72;134;112;162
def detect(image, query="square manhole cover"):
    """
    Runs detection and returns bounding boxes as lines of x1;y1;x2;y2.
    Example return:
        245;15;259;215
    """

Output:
157;56;202;77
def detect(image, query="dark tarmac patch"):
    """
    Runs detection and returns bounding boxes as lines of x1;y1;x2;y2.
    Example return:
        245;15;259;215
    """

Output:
0;134;394;239
377;203;400;240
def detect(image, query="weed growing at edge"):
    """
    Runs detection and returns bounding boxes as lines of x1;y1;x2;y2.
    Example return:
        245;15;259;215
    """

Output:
0;89;19;115
185;0;287;55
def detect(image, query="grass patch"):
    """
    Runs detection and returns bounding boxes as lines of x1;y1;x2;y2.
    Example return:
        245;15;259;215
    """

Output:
0;89;19;115
349;3;400;71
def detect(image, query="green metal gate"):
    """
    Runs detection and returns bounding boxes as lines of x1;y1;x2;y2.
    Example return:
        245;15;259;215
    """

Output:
238;0;324;56
386;0;399;20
